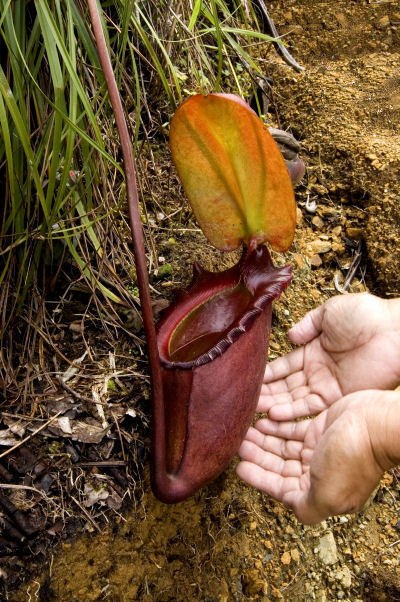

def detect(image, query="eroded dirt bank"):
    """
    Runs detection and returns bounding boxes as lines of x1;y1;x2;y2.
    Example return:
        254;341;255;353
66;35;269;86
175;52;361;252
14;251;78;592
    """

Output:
12;1;400;600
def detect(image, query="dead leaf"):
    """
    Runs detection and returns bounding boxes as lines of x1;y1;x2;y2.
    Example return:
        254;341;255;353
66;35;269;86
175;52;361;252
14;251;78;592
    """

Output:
57;416;73;435
61;351;88;383
0;428;19;447
83;482;109;507
2;417;27;438
48;419;110;444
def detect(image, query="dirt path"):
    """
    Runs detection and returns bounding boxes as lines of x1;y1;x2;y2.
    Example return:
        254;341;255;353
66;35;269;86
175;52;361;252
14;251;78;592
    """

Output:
12;1;400;600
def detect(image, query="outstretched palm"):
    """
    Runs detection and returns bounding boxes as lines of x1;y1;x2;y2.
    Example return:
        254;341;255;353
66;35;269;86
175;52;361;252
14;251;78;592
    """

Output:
237;391;390;524
260;293;400;421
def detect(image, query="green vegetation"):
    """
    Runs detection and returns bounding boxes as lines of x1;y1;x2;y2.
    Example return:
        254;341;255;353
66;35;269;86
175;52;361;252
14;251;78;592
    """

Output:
0;0;275;389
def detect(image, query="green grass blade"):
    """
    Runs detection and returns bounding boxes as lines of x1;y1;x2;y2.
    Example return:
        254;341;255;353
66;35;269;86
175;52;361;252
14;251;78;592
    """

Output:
188;0;203;31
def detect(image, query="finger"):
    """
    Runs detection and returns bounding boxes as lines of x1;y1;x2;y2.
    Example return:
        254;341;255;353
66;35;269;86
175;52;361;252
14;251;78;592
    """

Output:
262;370;307;397
236;461;302;501
255;417;310;441
268;394;328;421
257;389;294;413
288;305;324;346
257;370;308;414
241;427;304;460
238;440;303;477
263;347;305;384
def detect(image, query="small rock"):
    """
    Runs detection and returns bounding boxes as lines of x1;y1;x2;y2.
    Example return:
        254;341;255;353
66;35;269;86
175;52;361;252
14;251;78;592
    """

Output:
346;227;364;239
290;548;300;562
315;590;327;602
318;531;338;565
312;216;325;229
284;10;293;22
296;206;304;224
335;566;352;588
307;239;332;255
376;15;390;29
293;253;308;269
309;254;323;267
319;207;340;217
332;226;342;237
310;288;322;301
352;550;365;563
336;13;346;27
242;569;266;596
332;241;345;255
269;342;281;352
280;551;291;565
309;183;328;196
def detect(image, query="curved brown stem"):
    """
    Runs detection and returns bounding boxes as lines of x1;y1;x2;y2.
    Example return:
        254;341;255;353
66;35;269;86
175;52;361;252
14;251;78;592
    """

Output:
253;0;304;73
86;1;166;476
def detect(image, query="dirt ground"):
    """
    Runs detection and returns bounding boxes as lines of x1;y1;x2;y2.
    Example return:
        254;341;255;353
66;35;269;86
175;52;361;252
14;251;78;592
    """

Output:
6;0;400;600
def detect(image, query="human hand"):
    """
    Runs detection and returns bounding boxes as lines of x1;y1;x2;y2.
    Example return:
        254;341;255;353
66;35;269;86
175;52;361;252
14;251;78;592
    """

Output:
261;293;400;421
237;390;398;523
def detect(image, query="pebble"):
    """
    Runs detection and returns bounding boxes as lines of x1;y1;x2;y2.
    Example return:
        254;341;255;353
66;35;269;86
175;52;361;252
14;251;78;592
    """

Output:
293;253;308;269
332;241;345;254
346;227;363;239
309;183;329;195
309;254;323;267
310;289;322;301
307;239;332;255
241;569;265;596
280;551;291;565
319;207;341;217
296;206;304;224
376;15;390;29
318;532;338;565
335;566;352;588
269;342;281;352
312;216;325;229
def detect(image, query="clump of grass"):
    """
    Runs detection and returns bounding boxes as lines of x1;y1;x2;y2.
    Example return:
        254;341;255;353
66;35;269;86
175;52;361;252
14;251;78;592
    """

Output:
0;0;277;401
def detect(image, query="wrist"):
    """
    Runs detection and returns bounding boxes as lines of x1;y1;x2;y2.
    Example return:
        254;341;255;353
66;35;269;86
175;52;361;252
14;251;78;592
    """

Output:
366;390;400;470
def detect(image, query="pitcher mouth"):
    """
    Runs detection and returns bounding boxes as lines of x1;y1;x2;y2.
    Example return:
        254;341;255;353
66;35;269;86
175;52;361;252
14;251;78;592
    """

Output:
156;245;292;370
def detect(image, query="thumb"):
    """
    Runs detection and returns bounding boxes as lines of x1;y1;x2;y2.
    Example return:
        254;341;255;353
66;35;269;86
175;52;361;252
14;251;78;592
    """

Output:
288;305;324;345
